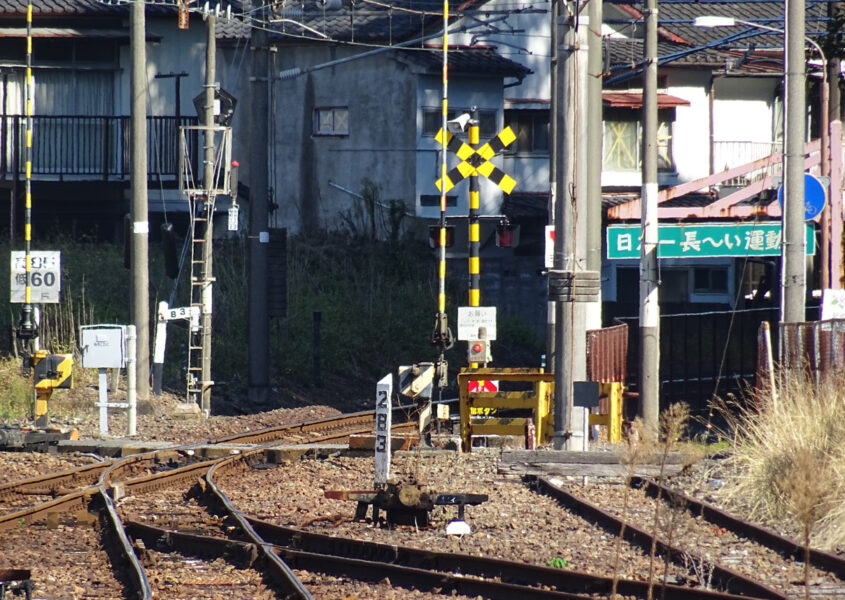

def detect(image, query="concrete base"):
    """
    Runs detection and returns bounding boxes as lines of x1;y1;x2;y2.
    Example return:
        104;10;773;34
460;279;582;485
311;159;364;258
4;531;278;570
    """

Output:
171;402;203;419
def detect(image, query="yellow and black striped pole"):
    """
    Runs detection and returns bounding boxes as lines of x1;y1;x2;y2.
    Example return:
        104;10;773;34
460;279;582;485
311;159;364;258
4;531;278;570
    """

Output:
468;108;480;309
17;1;37;351
467;109;481;368
431;0;452;357
438;0;448;323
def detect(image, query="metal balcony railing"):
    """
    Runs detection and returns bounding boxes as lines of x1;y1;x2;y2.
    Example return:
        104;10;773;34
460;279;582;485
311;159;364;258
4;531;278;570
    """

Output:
712;140;783;186
0;115;199;180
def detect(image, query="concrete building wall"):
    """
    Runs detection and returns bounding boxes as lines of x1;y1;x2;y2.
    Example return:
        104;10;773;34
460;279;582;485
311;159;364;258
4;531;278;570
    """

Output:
268;46;418;234
116;18;208;117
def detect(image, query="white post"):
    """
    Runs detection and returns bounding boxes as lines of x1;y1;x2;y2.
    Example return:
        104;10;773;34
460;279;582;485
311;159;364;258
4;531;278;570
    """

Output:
127;325;137;436
374;373;392;486
152;301;168;396
98;368;109;434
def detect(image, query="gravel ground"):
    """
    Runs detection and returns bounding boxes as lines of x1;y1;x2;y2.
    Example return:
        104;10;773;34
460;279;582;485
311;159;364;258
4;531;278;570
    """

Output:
2;388;845;599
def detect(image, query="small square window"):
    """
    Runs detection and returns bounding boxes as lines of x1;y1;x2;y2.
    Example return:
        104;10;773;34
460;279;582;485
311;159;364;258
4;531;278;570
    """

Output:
314;107;348;136
693;267;729;293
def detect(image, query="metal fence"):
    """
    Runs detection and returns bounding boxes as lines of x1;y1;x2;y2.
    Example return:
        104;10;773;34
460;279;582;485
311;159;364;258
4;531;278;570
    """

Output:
616;306;823;417
0;115;199;180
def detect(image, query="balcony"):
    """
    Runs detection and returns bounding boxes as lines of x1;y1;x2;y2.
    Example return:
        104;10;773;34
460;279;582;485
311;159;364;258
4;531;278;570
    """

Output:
0;115;199;181
712;140;783;186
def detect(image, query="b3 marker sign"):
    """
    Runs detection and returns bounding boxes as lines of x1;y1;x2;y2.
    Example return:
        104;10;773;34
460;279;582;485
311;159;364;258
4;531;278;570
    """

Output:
10;251;61;303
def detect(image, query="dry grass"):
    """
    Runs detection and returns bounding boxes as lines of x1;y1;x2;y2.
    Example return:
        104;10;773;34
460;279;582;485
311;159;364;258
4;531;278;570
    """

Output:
716;368;845;552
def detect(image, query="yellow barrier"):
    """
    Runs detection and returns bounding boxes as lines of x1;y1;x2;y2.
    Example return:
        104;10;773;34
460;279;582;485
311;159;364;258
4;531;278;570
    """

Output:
458;368;554;452
588;382;625;443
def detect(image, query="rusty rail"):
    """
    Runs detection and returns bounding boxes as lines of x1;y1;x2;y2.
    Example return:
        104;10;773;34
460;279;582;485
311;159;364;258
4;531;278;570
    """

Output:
533;476;788;600
633;476;845;579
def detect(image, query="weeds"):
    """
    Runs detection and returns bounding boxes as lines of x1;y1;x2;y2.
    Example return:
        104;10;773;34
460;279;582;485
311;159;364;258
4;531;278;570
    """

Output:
645;402;690;600
610;416;653;600
716;368;845;552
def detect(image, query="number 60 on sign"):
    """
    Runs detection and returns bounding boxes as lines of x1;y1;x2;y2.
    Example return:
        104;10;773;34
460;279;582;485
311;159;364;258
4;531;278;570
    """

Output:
10;251;61;303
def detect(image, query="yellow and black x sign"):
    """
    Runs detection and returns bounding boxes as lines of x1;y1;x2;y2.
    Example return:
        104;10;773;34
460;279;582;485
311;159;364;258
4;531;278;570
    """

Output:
435;126;517;194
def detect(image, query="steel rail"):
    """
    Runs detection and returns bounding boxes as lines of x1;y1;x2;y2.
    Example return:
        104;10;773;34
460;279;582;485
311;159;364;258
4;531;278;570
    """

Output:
533;476;789;600
125;520;602;600
92;486;152;600
201;449;759;600
205;453;314;599
632;476;845;579
0;486;94;530
0;461;113;499
243;515;760;600
209;409;416;445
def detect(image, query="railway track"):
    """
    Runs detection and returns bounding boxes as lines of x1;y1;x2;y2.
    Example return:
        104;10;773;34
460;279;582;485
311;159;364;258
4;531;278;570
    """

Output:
0;410;843;599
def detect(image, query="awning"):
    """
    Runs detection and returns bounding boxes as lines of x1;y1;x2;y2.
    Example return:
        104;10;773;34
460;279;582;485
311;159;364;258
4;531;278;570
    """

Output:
603;92;691;109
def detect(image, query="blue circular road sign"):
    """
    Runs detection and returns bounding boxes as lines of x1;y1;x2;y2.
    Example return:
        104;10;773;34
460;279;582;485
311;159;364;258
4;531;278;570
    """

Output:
777;173;827;220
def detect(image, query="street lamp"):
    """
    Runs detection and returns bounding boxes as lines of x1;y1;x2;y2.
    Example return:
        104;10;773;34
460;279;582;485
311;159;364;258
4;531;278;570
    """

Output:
695;13;829;319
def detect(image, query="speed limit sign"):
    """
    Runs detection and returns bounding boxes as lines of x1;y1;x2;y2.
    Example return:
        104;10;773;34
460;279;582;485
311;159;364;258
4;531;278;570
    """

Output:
10;251;61;303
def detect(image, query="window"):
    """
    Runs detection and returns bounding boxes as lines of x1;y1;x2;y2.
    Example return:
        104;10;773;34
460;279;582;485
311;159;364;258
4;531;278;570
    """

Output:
602;109;675;172
693;267;729;294
422;108;497;139
504;110;549;155
420;194;457;207
314;107;348;136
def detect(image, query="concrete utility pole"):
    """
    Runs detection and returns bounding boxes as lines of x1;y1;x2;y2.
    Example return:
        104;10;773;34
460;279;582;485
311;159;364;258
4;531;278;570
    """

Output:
248;7;270;405
828;2;843;288
586;0;603;326
130;0;150;402
639;0;659;431
782;0;806;323
200;12;216;414
551;0;575;450
551;0;592;450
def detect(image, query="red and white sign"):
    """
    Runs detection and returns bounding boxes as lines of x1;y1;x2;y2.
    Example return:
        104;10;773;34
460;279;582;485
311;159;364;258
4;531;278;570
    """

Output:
545;225;555;268
468;379;499;393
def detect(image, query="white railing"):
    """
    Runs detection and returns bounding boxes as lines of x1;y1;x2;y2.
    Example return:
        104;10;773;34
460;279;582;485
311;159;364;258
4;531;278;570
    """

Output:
713;141;782;185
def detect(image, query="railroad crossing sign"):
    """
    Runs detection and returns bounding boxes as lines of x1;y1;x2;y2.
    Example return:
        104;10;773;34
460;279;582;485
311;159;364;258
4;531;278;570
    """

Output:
435;127;517;193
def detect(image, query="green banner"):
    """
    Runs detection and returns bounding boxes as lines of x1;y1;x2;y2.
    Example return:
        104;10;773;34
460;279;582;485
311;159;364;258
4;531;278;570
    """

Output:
607;222;815;259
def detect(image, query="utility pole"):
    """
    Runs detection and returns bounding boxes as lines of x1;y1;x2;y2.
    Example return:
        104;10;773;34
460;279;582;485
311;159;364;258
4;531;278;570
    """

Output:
551;0;575;450
782;0;806;323
130;0;150;403
639;0;659;431
828;2;843;288
248;5;270;405
200;12;216;414
586;0;603;327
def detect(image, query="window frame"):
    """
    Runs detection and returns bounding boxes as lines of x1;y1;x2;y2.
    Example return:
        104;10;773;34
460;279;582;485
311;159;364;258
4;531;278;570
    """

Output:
504;109;549;156
602;107;676;172
313;106;349;136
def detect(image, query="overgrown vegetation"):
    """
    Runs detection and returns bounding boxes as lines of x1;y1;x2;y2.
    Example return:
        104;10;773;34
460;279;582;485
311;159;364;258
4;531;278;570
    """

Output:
715;369;845;554
0;216;544;414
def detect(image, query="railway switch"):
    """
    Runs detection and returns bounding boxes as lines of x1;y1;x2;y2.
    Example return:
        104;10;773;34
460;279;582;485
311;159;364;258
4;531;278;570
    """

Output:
32;350;73;427
325;482;487;526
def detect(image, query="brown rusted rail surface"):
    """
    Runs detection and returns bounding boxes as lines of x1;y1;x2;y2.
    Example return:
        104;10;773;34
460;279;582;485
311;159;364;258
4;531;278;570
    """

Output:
210;409;416;445
205;453;313;598
533;476;789;600
242;514;760;600
92;486;152;600
633;476;845;579
130;519;680;600
205;450;761;600
0;461;112;499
